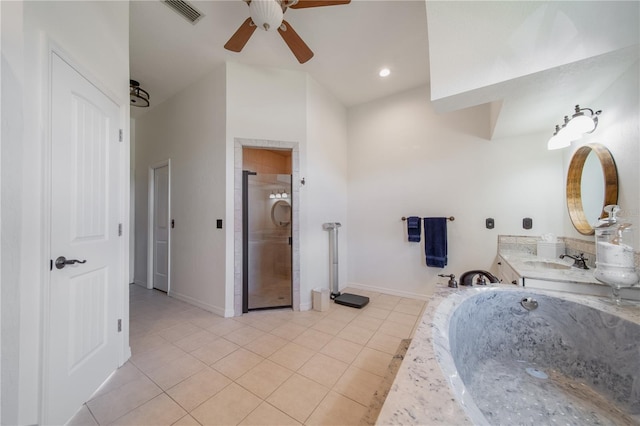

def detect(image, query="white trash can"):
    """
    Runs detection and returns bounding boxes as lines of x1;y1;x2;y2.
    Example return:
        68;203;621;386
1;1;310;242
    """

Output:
312;288;330;312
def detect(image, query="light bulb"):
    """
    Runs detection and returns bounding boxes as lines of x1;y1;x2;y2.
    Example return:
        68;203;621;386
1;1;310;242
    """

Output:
275;192;282;199
379;68;390;77
282;192;288;198
269;192;276;199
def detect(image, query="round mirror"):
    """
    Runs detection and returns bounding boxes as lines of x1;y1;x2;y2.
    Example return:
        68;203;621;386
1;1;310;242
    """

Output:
271;200;291;227
566;143;618;235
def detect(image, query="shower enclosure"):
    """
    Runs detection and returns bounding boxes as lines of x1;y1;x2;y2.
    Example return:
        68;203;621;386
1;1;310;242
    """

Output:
242;171;292;311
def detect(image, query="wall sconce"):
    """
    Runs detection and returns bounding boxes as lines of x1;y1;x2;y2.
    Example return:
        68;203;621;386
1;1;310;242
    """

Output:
547;105;601;150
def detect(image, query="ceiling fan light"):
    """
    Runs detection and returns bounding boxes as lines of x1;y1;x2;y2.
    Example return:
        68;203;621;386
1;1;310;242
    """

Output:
250;0;283;31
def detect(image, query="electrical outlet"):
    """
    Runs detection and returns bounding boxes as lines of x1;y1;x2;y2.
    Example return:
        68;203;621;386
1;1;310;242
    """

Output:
486;218;495;229
523;217;533;229
216;219;223;229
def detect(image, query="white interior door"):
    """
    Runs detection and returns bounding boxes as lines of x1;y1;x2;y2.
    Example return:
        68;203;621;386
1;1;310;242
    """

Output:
45;53;121;425
153;165;169;292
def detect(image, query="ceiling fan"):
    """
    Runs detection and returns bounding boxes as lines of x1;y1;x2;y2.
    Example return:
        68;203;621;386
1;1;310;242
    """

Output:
224;0;351;64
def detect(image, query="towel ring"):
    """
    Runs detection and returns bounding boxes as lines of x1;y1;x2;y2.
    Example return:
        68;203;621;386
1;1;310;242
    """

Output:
401;216;455;222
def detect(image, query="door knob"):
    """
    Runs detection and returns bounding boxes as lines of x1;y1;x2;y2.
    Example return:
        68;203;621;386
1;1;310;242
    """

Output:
55;256;87;270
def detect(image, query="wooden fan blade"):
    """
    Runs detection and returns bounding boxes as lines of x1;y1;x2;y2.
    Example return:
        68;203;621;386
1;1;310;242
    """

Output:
289;0;350;9
277;20;314;64
224;18;257;52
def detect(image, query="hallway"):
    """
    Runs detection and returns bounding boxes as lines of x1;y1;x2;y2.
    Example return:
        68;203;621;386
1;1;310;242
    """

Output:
68;285;426;425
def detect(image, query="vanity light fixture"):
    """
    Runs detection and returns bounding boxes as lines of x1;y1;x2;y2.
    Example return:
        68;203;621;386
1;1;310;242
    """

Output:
547;105;601;150
269;191;276;199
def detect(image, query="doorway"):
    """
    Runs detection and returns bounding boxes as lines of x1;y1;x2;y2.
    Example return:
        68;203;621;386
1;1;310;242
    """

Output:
243;171;293;311
148;161;171;293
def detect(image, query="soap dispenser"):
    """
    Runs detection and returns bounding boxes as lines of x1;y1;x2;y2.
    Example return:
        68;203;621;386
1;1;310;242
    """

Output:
593;205;639;304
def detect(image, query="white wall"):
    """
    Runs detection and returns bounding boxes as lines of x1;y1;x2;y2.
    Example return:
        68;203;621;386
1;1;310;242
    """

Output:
0;1;129;424
346;85;564;298
562;63;640;246
304;77;349;297
134;65;227;314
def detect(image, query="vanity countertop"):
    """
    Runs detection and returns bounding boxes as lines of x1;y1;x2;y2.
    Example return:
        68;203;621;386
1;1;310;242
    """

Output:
499;251;604;286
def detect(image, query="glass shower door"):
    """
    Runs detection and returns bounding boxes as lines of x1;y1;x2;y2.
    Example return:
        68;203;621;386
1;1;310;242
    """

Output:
243;171;292;311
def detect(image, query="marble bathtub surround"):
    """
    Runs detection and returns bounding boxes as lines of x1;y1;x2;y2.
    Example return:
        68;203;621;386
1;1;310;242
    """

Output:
377;285;640;425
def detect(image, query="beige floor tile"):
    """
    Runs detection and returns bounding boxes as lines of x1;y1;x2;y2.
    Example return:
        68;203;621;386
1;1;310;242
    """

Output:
266;374;329;423
130;344;186;374
239;402;301;426
269;342;315;371
190;383;262;426
248;316;287;332
129;333;172;355
385;311;419;327
305;391;368;426
243;333;288;357
333;366;383;406
366;332;403;355
337;323;375;346
351;347;394;377
293;328;333;351
110;393;186;426
173;329;219;353
298;353;349;388
188;315;226;331
172;414;201;426
311;317;347;336
377;321;414;339
212;348;264;380
360;307;391;320
89;362;146;400
166;367;232;412
190;338;239;365
208;319;246;336
146;352;207;390
349;315;384;332
393;299;425;315
371;294;401;310
289;311;325;328
67;405;98;426
270;322;307;340
236;359;293;399
224;325;266;346
324;308;358;323
319;337;363;364
87;375;162;425
158;321;203;343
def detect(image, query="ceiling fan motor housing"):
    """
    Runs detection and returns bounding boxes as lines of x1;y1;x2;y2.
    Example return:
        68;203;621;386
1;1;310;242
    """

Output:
250;0;284;31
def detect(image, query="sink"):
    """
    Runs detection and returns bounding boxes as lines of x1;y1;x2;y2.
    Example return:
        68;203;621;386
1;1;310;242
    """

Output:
523;260;572;270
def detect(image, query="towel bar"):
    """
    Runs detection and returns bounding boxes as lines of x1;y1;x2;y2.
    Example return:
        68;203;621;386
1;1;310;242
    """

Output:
401;216;455;222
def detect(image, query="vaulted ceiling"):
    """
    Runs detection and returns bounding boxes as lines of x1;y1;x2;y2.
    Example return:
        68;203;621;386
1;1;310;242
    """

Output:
130;1;639;139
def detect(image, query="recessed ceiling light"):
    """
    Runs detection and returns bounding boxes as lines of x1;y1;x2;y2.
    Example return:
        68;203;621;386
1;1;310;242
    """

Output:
379;68;391;77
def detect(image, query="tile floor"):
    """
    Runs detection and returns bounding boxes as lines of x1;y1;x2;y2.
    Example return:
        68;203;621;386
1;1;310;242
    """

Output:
68;285;426;426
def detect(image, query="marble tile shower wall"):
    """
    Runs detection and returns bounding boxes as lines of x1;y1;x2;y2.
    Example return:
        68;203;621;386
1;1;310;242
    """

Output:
497;235;640;269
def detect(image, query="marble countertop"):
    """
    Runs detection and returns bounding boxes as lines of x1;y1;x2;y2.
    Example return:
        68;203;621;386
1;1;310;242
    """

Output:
375;284;640;426
499;251;604;285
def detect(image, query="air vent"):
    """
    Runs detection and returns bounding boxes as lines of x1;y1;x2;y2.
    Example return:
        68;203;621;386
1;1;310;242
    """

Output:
163;0;205;24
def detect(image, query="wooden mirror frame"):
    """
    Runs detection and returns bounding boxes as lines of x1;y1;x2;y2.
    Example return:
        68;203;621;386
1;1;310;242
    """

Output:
566;143;618;235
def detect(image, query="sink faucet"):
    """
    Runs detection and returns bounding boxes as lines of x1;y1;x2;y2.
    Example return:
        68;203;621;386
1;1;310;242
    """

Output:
459;270;500;286
559;253;589;270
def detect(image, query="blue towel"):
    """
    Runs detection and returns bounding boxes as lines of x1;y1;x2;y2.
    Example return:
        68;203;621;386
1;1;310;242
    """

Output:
424;217;447;268
407;216;421;242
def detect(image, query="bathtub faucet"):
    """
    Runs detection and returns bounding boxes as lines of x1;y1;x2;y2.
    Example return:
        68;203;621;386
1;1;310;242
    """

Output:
459;270;500;286
559;253;589;270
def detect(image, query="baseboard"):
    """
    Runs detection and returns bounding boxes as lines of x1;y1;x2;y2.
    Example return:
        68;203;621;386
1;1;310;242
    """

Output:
168;291;229;317
133;280;147;288
345;281;431;301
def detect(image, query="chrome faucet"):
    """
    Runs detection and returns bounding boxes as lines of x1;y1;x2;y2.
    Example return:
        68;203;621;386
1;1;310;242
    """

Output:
559;253;589;270
459;270;500;286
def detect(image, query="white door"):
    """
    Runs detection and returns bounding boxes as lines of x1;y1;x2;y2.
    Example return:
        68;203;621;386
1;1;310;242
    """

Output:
153;165;169;292
45;53;122;425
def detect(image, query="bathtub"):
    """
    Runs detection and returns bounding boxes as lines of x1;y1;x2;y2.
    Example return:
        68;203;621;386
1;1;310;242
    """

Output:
377;285;640;425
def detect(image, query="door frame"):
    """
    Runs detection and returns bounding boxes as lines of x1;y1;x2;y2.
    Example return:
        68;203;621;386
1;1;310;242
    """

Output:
234;139;300;315
147;159;171;292
40;44;130;424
